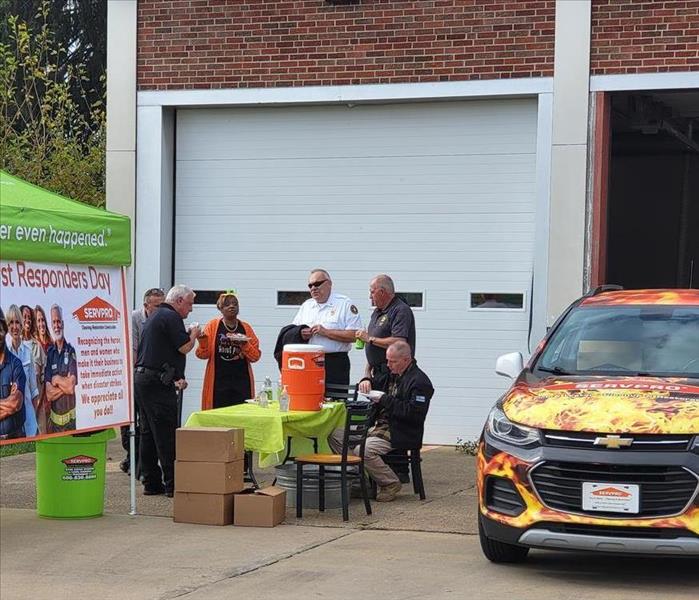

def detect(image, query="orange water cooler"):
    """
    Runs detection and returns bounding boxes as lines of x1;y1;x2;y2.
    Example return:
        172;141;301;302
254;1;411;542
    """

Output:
281;344;325;411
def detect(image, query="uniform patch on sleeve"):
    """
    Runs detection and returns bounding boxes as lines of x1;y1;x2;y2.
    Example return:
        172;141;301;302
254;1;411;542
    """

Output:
350;304;358;314
415;395;426;403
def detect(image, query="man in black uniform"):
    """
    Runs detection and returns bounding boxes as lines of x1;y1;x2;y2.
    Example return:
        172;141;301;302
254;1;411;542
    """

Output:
134;285;200;497
357;273;416;379
356;274;417;482
329;340;433;502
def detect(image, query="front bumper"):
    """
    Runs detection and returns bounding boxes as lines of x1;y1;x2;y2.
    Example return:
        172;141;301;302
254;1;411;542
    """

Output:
480;515;699;556
477;432;699;555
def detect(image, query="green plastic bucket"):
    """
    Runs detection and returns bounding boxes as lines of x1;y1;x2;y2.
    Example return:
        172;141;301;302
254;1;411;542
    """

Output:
35;429;115;519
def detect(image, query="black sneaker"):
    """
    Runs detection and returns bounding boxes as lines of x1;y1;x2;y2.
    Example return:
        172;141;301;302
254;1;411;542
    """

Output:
165;491;174;498
143;487;165;496
119;459;130;474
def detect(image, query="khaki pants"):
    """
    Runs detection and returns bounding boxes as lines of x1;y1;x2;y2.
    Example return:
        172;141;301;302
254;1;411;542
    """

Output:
329;428;400;487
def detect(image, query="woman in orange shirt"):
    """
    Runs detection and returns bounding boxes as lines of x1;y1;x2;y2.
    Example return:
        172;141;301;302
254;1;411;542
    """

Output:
196;292;261;410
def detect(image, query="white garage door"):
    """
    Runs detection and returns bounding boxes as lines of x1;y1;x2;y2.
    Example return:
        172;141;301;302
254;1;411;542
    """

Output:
174;99;538;443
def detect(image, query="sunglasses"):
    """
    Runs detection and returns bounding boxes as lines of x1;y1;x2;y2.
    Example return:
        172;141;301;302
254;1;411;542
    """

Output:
307;280;328;289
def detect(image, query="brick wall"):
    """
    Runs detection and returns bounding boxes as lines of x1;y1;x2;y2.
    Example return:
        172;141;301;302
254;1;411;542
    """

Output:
137;0;555;90
591;0;699;74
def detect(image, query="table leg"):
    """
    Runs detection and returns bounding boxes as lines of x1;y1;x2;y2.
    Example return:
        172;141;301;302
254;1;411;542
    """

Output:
244;450;259;489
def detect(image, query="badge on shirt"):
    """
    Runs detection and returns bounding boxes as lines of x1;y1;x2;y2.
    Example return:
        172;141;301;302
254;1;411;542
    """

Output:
350;305;358;314
379;315;388;325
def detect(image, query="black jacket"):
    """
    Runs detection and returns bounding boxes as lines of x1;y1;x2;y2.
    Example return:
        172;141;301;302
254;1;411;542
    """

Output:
366;361;434;450
273;324;308;370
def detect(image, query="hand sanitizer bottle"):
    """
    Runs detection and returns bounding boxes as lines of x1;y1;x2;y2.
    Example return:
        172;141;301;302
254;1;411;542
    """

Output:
279;385;290;412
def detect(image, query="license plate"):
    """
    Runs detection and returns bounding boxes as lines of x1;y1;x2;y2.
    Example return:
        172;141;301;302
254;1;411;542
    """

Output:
582;482;640;514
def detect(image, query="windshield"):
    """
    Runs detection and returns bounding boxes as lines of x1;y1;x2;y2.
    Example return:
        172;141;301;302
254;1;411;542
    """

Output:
536;305;699;378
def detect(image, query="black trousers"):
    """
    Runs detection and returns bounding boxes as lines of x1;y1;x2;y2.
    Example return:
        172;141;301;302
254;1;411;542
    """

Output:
120;401;141;475
135;372;177;493
324;352;350;389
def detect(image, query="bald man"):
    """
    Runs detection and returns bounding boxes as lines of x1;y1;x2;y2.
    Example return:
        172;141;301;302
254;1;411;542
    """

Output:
330;340;433;502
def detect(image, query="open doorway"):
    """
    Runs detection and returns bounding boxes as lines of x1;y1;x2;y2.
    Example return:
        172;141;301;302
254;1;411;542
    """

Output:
605;89;699;289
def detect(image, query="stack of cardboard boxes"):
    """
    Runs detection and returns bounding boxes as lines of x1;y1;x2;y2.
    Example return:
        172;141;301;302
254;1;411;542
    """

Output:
173;427;287;527
174;427;245;525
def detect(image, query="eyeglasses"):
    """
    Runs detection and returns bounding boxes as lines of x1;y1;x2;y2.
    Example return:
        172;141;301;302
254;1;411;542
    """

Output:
307;280;328;289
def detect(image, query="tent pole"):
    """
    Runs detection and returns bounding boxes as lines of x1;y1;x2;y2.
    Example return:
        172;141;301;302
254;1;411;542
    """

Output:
129;421;136;515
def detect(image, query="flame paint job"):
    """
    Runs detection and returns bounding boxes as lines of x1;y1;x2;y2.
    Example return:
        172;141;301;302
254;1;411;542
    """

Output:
580;289;699;306
477;445;699;534
502;378;699;434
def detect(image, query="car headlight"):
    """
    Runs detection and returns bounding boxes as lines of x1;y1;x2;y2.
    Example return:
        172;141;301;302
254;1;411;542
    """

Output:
486;405;541;447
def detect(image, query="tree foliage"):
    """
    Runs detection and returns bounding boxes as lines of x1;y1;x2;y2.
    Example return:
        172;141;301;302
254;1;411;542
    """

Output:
0;0;106;207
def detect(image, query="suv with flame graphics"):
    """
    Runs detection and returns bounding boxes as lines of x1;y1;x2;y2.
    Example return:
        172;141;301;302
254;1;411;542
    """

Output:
477;288;699;562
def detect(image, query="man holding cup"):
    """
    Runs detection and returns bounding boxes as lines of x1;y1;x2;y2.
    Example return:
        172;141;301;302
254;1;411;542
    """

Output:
134;285;200;497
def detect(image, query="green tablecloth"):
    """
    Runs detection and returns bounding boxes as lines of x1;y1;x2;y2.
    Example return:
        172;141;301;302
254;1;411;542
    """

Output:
184;402;347;467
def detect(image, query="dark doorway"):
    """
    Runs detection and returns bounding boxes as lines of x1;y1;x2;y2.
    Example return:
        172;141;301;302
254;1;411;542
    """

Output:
606;90;699;289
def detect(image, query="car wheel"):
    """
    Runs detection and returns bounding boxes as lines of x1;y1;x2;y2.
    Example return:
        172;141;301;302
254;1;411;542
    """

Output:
478;514;529;563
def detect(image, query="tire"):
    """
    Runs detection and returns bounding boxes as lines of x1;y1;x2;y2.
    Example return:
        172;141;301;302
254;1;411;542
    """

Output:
478;514;529;564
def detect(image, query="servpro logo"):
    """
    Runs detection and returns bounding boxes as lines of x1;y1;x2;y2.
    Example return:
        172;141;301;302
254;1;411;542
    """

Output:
62;455;97;466
72;297;120;323
61;454;97;481
591;486;631;498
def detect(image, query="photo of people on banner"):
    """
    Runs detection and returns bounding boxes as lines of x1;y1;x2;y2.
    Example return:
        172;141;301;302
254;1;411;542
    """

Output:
1;260;130;443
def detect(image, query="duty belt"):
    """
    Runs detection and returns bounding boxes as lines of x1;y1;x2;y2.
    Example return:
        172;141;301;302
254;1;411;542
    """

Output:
50;408;76;426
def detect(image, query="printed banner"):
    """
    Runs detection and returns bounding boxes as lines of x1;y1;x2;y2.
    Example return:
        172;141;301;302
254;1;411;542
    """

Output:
0;260;131;443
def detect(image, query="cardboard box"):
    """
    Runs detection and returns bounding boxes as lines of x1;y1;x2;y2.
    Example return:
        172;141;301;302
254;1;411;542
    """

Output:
175;459;245;494
174;492;234;526
176;427;244;462
233;486;287;527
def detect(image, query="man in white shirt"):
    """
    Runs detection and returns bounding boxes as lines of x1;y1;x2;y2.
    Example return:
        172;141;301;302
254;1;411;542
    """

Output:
292;269;362;388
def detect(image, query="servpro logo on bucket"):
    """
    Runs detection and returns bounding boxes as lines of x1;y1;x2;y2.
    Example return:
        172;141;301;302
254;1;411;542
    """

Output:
61;455;98;481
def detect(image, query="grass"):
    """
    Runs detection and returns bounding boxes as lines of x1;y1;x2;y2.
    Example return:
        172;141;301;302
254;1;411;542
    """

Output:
0;442;35;458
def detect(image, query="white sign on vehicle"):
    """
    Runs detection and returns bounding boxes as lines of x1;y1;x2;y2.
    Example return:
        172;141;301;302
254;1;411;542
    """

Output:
582;482;640;513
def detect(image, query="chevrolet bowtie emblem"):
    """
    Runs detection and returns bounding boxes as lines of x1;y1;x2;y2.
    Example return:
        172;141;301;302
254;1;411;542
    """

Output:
594;435;634;449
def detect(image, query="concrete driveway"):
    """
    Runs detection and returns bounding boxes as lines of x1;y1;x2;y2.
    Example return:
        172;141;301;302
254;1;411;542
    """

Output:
1;441;697;599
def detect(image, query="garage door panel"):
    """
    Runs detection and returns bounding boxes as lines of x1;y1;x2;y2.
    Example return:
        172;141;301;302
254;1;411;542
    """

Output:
177;102;537;161
175;99;537;445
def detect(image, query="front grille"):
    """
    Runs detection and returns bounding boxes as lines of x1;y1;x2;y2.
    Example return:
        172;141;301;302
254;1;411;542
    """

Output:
537;522;698;540
485;476;526;516
543;430;691;451
530;462;698;518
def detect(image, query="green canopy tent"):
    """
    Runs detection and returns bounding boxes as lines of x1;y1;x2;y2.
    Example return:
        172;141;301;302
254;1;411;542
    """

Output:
0;171;130;266
1;171;136;515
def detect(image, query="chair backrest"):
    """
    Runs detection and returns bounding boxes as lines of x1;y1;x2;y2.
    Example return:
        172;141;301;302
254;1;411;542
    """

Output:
339;402;373;463
326;383;358;403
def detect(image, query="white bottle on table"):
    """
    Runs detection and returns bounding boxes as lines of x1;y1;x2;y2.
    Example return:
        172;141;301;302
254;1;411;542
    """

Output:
279;385;290;412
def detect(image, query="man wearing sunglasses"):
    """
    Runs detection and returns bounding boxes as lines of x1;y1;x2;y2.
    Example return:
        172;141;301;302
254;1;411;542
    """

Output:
292;269;362;387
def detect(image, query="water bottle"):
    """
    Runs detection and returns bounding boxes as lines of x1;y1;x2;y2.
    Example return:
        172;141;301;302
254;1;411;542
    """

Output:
354;337;365;350
279;385;290;412
264;376;273;402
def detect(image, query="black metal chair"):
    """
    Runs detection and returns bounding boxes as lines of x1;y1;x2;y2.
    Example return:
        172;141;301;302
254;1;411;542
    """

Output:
371;447;426;500
295;402;373;522
325;383;359;403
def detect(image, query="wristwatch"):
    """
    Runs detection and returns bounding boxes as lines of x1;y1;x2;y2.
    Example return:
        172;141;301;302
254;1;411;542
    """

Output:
369;336;376;345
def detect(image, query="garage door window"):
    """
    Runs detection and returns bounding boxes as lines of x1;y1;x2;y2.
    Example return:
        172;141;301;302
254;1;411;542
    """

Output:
370;292;424;310
470;292;525;311
277;291;312;306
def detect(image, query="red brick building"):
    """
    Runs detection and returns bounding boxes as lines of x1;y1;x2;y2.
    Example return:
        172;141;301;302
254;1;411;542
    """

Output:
107;1;699;442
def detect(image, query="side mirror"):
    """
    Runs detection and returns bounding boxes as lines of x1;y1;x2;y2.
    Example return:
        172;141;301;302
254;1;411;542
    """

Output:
495;352;524;379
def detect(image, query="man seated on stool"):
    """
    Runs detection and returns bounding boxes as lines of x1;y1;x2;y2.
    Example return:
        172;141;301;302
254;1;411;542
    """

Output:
329;340;433;502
